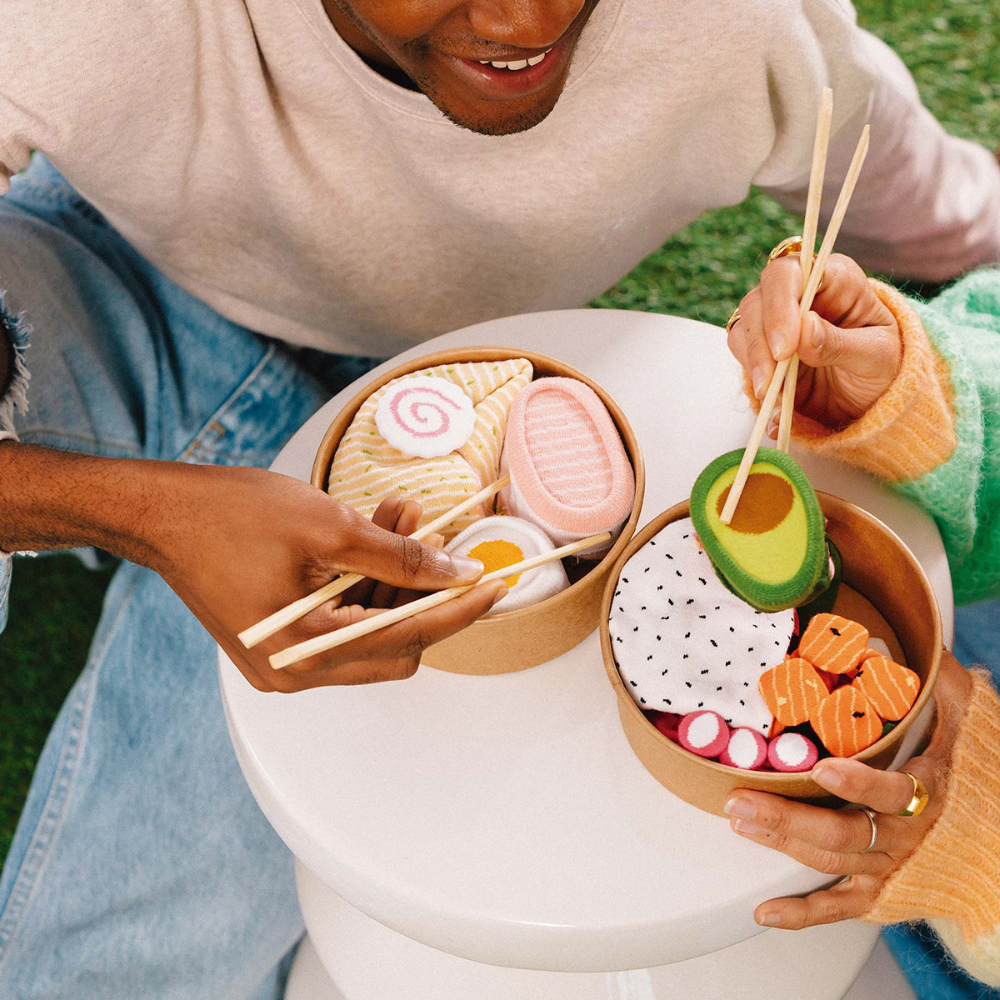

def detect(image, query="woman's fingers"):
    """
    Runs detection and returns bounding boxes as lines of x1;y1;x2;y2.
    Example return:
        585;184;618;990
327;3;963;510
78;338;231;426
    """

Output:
810;758;936;816
759;256;806;360
796;311;900;383
725;791;894;863
728;288;776;400
755;875;881;930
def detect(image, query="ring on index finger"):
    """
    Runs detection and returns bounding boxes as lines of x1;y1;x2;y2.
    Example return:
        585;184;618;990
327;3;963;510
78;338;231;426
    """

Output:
897;772;930;817
726;307;742;335
767;235;824;291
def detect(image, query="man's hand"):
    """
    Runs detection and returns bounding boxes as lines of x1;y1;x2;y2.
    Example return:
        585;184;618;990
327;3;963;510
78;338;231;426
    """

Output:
153;466;504;693
727;254;902;434
724;649;972;929
0;444;504;693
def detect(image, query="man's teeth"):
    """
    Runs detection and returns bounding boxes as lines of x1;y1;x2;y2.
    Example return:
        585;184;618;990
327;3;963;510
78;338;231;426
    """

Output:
479;49;551;70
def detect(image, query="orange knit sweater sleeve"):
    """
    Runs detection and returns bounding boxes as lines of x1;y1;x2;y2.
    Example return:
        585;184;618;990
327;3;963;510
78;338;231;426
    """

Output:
864;671;1000;986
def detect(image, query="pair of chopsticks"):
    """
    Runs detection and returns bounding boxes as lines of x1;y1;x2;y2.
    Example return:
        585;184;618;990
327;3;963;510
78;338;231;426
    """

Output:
720;89;870;525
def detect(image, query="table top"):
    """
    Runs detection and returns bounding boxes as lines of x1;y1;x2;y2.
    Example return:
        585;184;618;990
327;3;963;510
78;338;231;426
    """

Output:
220;309;954;973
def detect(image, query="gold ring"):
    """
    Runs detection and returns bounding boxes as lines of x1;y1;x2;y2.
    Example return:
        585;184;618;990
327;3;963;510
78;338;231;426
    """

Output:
726;307;742;335
897;771;930;817
859;806;878;853
768;235;824;292
769;235;809;263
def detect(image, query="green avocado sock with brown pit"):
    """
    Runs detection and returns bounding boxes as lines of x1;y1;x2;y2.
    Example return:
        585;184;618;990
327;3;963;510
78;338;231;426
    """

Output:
690;448;830;612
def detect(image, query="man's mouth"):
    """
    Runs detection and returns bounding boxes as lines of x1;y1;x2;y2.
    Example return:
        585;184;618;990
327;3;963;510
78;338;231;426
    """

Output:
475;47;553;71
443;35;573;100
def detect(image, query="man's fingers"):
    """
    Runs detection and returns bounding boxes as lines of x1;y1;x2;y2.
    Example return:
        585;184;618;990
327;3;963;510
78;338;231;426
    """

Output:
332;501;484;592
759;256;805;360
754;875;880;930
811;758;936;816
276;580;507;684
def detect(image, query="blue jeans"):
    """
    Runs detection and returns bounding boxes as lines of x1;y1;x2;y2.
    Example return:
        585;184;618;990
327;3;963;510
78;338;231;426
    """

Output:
0;156;380;999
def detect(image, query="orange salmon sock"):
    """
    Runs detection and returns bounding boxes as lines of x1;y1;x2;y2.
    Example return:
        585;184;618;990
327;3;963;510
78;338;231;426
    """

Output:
798;613;869;675
809;686;883;757
853;655;921;721
758;658;828;726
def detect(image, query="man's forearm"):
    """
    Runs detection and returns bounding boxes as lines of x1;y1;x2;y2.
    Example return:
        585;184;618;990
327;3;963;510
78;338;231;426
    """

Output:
0;442;174;568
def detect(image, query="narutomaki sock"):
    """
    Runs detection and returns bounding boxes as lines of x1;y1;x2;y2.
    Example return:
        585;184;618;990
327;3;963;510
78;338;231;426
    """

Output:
444;515;568;615
329;358;533;538
678;711;730;758
608;518;795;735
719;728;768;769
499;377;634;558
767;732;819;772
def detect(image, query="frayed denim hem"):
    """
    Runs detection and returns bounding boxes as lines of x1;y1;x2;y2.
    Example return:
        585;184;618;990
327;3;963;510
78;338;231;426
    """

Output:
0;288;31;437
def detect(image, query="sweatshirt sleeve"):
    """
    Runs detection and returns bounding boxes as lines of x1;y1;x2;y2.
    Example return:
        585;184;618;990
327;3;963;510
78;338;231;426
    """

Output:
757;0;1000;282
862;671;1000;988
787;271;1000;606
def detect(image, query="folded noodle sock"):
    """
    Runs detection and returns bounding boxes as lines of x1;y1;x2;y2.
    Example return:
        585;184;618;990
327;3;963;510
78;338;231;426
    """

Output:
329;359;532;537
500;377;634;558
445;515;569;615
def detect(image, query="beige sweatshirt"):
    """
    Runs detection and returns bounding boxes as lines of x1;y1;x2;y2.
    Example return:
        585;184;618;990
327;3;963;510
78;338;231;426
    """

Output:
1;0;998;357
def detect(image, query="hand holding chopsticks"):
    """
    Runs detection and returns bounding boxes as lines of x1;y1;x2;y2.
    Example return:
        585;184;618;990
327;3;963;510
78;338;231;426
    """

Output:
721;98;871;525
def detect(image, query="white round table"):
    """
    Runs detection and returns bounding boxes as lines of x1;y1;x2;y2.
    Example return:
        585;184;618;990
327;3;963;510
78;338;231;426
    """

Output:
220;310;950;1000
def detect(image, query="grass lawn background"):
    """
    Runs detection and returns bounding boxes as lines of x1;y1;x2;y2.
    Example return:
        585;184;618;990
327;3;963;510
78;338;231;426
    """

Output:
2;0;998;866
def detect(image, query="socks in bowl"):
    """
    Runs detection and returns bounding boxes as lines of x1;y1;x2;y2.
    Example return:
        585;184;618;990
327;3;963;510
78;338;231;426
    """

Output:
329;359;532;537
499;377;634;558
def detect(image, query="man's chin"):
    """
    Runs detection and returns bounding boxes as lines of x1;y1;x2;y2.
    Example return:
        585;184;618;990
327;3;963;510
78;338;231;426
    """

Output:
422;82;566;137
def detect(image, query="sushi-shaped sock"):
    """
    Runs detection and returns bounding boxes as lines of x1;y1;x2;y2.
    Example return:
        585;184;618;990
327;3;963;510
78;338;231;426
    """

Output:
608;518;795;735
853;655;921;721
690;448;830;612
678;711;730;758
809;686;883;757
500;377;634;559
329;358;533;537
798;613;869;675
444;515;568;615
758;657;828;726
767;732;820;772
719;728;769;770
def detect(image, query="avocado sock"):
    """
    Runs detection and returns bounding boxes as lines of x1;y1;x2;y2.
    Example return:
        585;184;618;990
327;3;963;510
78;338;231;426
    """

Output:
690;448;830;612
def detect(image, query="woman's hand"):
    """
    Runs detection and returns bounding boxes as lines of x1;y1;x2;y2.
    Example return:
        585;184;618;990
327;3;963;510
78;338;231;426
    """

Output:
727;253;902;433
724;649;973;929
152;464;505;694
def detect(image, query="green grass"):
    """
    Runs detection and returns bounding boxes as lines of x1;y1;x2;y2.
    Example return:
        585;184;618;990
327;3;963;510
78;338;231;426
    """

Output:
2;0;998;867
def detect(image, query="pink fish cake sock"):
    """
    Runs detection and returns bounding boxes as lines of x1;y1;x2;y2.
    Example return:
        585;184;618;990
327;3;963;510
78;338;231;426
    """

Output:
678;711;730;758
719;728;768;770
500;377;634;558
767;732;819;772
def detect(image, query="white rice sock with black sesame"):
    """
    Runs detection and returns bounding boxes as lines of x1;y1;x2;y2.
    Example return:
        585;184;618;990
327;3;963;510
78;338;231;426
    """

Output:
608;518;795;735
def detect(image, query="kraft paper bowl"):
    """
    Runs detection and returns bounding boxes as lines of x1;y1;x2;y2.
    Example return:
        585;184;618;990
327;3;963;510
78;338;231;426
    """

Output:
313;347;645;675
599;494;941;815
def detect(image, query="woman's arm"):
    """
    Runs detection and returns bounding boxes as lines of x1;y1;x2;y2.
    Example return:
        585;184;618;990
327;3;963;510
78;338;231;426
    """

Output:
728;257;1000;605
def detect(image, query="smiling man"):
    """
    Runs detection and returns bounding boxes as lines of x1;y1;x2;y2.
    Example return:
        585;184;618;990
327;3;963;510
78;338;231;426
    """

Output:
0;0;998;996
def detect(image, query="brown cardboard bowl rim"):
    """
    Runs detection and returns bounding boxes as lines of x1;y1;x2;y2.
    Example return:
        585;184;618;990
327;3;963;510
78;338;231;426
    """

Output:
599;494;942;789
311;346;646;627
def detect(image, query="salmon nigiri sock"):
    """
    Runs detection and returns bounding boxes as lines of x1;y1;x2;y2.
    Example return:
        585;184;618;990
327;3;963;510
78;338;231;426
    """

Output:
809;686;883;757
798;613;869;675
853;655;921;722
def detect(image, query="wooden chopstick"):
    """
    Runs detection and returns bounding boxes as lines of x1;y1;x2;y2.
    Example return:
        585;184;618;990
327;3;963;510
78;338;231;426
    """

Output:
238;474;510;649
777;87;834;453
720;123;870;525
268;531;612;670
